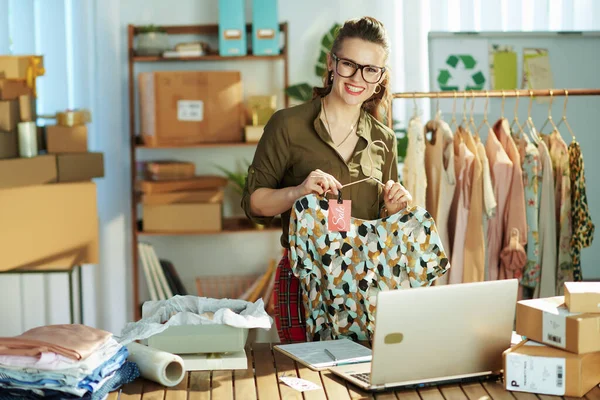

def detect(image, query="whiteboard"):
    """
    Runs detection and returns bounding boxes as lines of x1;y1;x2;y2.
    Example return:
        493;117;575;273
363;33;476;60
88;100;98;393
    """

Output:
427;32;600;280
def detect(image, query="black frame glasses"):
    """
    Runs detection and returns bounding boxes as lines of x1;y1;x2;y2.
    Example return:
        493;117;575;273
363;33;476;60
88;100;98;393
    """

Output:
331;53;386;84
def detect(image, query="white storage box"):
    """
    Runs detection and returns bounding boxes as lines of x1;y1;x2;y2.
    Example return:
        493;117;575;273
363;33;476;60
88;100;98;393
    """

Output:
147;324;248;354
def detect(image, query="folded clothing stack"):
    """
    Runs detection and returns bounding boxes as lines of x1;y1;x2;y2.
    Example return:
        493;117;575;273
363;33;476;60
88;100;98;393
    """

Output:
0;324;140;400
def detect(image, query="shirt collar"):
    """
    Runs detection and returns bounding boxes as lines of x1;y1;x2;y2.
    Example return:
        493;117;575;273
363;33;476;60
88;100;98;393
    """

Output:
312;96;372;145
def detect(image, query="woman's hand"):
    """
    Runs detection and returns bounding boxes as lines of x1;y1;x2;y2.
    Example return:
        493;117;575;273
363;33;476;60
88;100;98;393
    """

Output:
383;180;412;215
295;169;343;197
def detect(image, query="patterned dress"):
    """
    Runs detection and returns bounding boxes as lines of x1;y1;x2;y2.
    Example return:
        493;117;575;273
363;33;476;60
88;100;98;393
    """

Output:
520;139;542;289
289;194;449;341
568;141;595;281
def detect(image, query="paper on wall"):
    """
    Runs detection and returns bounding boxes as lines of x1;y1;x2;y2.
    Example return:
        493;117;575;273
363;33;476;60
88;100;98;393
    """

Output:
489;44;517;90
116;296;273;346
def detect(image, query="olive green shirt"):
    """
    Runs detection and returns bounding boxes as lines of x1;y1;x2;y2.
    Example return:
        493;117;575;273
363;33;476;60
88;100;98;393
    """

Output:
241;96;398;249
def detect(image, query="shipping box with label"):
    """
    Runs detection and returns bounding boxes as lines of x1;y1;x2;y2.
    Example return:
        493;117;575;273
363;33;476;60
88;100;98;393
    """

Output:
564;282;600;313
504;340;600;397
139;71;243;146
0;182;99;272
516;296;600;354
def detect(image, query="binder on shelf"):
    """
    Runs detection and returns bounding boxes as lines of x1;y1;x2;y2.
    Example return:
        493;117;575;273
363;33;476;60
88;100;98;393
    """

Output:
218;0;247;56
252;0;280;56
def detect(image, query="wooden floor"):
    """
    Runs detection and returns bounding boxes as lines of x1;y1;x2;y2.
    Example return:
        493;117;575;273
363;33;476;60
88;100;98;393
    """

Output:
107;343;600;400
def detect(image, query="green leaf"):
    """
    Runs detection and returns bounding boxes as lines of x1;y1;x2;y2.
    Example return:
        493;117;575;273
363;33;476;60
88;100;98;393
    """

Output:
285;83;313;102
315;23;341;78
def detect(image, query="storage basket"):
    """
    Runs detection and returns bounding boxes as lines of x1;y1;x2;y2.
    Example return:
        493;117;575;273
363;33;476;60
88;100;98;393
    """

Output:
195;274;261;300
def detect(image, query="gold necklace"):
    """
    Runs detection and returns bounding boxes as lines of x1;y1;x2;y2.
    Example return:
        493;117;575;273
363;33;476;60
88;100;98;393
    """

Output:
322;99;359;148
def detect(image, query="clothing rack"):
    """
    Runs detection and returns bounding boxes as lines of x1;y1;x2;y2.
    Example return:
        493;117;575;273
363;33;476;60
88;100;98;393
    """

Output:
392;88;600;99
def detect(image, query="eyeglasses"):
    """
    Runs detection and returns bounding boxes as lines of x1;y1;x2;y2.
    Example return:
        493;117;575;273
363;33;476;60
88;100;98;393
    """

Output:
331;53;386;84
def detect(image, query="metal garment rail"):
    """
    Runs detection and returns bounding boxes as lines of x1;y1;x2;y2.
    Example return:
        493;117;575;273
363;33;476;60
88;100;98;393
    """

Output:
392;88;600;98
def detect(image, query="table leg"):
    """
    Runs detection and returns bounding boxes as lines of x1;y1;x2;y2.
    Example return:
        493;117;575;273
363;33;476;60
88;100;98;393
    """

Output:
78;265;83;324
69;269;74;324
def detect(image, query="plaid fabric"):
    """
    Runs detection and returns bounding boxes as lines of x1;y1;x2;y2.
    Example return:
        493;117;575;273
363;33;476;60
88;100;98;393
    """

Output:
273;250;307;343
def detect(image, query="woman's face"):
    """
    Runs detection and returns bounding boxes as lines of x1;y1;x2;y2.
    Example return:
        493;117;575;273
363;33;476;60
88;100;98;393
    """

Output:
327;38;387;107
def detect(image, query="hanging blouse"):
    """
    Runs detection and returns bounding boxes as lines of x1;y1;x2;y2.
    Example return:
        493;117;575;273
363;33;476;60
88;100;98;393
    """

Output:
477;134;497;282
289;194;449;341
535;140;557;299
424;120;456;286
485;125;513;281
458;128;485;283
518;136;542;289
448;132;475;284
493;119;528;280
403;115;426;208
568;141;595;282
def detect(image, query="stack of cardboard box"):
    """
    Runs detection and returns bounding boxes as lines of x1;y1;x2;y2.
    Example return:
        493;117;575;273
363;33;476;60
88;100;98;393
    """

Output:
504;282;600;397
0;55;103;272
141;161;227;232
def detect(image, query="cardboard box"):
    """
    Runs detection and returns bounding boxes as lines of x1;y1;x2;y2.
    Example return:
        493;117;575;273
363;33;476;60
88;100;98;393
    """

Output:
516;296;600;354
0;155;57;189
143;203;222;232
565;282;600;313
19;94;36;122
0;129;18;159
244;125;264;143
145;160;195;180
0;182;99;271
142;189;224;205
252;0;280;56
218;0;247;56
46;124;88;153
0;100;19;131
0;79;30;100
0;56;44;80
140;176;228;194
139;71;243;145
56;153;104;182
504;340;600;397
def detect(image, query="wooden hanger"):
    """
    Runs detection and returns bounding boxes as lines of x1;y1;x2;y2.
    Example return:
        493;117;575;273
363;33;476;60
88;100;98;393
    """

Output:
556;89;576;141
434;92;442;121
468;90;478;137
539;89;559;135
500;90;506;120
449;91;458;130
525;90;541;144
510;90;525;137
461;92;468;127
477;90;493;136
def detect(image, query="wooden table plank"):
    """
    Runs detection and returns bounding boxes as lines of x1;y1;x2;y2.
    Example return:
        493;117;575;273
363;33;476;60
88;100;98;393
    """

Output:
296;365;327;400
273;348;304;400
510;391;539;400
188;371;211;400
460;382;490;400
537;395;563;400
418;387;445;400
253;343;281;400
439;384;468;400
483;381;516;400
346;381;375;399
235;348;258;400
374;391;399;400
320;371;353;400
164;373;189;400
586;386;600;400
141;379;167;400
394;388;421;400
106;393;120;400
212;370;234;400
120;379;144;400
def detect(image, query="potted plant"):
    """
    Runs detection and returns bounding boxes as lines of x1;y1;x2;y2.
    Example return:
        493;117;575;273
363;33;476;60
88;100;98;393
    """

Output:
215;163;265;230
135;25;169;56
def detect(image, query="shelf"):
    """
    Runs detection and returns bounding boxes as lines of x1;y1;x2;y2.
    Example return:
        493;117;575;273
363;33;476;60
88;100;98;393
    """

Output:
137;216;281;236
133;54;285;63
136;141;258;149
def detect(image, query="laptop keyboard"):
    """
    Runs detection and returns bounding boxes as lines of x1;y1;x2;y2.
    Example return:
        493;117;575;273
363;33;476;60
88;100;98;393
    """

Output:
351;373;371;384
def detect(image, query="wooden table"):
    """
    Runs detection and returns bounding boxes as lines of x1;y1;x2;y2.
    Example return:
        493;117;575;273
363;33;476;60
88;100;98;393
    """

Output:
108;343;600;400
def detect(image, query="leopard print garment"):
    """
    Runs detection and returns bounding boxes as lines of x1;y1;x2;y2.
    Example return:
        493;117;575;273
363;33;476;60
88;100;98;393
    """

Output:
568;141;595;281
289;194;449;341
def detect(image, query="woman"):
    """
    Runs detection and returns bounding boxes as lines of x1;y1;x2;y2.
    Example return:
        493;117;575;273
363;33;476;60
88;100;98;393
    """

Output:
241;17;412;343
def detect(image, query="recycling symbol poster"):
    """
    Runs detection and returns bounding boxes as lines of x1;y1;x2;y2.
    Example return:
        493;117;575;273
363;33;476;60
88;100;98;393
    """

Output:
430;38;490;113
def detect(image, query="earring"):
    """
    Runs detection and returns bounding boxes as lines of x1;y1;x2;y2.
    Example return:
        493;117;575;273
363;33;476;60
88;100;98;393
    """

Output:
329;71;334;83
374;85;381;94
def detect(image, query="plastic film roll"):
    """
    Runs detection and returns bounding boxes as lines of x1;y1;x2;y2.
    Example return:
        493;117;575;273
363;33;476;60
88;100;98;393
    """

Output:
126;342;185;387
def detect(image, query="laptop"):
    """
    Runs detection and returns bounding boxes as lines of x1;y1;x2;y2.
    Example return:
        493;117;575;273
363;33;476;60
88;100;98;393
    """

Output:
328;279;519;391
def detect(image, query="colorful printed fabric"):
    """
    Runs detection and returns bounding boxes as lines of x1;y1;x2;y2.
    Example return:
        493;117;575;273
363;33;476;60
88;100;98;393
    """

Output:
520;140;542;288
568;141;595;281
289;194;449;341
272;250;307;343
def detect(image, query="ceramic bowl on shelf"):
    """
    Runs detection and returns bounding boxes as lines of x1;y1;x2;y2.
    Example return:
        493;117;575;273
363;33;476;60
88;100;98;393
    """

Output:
135;31;170;56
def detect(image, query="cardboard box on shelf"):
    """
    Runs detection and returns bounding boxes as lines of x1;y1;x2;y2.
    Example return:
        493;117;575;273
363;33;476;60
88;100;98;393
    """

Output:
18;94;36;122
244;125;264;143
140;176;228;194
516;296;600;354
0;154;57;189
142;189;224;206
0;129;18;159
0;100;19;131
0;55;44;80
56;153;104;182
143;202;222;232
139;71;243;146
0;79;30;100
503;340;600;397
145;160;195;180
46;124;88;153
564;282;600;313
0;182;99;272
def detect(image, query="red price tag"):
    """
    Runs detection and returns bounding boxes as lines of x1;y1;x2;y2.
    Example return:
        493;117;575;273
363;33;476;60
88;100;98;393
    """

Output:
328;199;351;232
